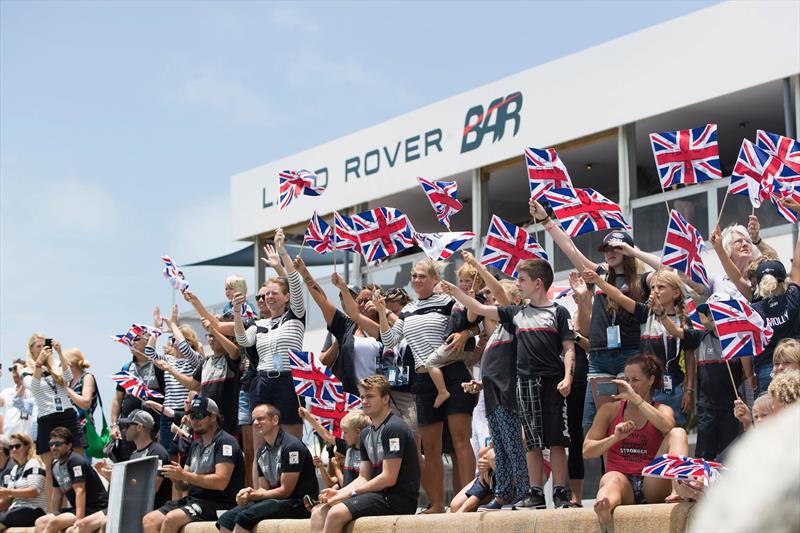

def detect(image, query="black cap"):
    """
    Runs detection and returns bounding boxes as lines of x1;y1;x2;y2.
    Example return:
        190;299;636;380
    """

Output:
598;231;635;252
756;260;786;283
189;396;219;418
696;292;726;315
346;285;361;296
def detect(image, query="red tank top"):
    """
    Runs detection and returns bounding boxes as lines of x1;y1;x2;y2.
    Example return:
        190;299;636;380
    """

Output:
605;400;664;475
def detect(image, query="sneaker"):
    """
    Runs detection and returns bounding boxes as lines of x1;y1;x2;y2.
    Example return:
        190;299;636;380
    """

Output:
553;486;576;509
478;499;505;512
514;487;547;509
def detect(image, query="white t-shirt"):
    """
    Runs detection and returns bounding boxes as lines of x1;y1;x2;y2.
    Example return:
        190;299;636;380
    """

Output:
708;273;748;300
0;387;36;438
352;335;382;383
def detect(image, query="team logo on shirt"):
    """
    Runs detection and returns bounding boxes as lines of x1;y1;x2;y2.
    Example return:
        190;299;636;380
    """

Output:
289;451;299;464
72;465;82;477
389;438;400;452
222;444;233;457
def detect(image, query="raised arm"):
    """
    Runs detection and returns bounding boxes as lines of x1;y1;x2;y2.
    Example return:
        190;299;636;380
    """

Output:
152;359;200;391
613;379;675;434
260;241;287;278
201;319;239;360
167;319;203;364
294;256;337;325
581;269;638;315
331;272;381;338
439;280;500;321
233;292;257;347
531;198;598;272
748;214;779;259
461;251;509;306
375;294;403;349
182;290;223;331
569;271;592;336
298;406;336;445
710;226;753;299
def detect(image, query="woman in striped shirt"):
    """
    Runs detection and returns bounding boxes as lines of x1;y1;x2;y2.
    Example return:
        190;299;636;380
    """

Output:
26;336;84;508
146;307;203;458
377;258;476;514
0;433;47;528
235;229;305;443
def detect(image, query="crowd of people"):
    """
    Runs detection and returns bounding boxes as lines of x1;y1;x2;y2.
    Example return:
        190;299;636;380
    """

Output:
0;199;798;533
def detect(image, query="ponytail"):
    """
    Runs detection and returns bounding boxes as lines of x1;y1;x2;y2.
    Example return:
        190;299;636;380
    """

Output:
625;354;664;392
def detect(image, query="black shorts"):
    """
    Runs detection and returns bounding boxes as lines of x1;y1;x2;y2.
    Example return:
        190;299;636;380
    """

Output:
159;496;228;522
341;492;417;519
36;409;86;454
413;363;476;426
624;474;646;504
0;506;45;527
465;477;493;500
516;375;570;450
217;498;307;530
250;372;302;425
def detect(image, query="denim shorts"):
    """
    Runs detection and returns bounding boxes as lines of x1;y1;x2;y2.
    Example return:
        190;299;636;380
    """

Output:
238;389;252;426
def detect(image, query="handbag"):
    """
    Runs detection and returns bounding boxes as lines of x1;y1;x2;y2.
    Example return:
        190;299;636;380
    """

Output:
84;383;110;459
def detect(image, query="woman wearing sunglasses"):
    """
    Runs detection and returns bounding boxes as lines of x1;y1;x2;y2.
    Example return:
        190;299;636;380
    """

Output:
0;433;47;529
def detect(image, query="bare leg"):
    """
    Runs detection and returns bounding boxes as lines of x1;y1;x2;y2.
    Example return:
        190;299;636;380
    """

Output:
233;524;251;533
429;367;451;409
42;512;76;533
309;503;331;532
569;478;584;506
321;502;353;533
160;509;191;533
549;446;568;486
527;448;544;487
419;422;445;513
41;451;53;513
594;471;635;533
241;423;254;488
646;427;689;503
74;510;107;533
447;413;475;500
142;510;166;533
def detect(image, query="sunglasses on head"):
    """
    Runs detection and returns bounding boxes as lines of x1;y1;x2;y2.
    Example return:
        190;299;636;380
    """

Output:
48;440;66;448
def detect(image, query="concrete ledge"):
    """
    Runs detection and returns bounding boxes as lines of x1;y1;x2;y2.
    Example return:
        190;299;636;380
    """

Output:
5;503;695;533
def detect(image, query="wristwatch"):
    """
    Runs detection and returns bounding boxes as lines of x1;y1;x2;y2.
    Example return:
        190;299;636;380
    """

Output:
350;490;358;498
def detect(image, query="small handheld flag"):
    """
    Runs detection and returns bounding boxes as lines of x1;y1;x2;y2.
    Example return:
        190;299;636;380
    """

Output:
480;215;548;278
543;188;631;238
417;177;463;230
661;210;709;287
278;169;325;209
304;211;333;254
649;124;722;188
525;146;573;200
161;256;188;293
413;231;475;261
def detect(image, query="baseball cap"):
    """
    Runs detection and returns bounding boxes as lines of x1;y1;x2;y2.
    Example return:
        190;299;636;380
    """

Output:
696;292;727;315
756;260;787;283
119;409;155;429
189;396;219;418
598;231;635;252
346;285;361;296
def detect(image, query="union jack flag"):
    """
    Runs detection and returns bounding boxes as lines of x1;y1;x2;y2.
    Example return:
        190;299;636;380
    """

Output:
756;129;800;176
525;146;573;200
549;286;573;300
480;215;547;279
642;454;722;482
661;210;709;286
304;211;333;254
161;255;188;293
417;177;463;230
543;188;631;238
309;393;363;438
708;296;773;360
278;169;325;210
332;212;360;252
111;324;161;347
730;139;800;223
649;124;722;188
288;350;344;403
111;371;164;400
413;231;475;261
352;207;415;262
684;294;704;331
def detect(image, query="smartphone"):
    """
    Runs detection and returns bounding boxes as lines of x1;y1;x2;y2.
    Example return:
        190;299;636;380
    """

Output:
44;338;52;348
596;382;619;396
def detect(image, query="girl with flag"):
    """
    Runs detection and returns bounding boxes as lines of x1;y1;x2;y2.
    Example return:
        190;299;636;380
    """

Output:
234;228;305;442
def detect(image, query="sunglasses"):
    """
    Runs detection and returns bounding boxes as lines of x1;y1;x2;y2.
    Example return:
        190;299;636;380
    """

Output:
256;294;267;301
189;412;208;420
49;440;66;448
9;443;23;450
132;336;141;343
169;336;176;344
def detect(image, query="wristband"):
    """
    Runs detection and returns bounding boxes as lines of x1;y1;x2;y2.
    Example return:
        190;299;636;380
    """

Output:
685;388;695;393
752;238;762;245
534;215;550;224
35;363;43;368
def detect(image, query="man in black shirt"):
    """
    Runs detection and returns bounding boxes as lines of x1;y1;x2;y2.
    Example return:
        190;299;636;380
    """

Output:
218;403;318;532
142;396;245;533
34;427;108;533
310;375;420;533
122;409;172;509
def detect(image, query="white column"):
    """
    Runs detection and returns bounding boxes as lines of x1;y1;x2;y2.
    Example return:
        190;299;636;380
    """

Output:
617;123;637;234
471;168;484;253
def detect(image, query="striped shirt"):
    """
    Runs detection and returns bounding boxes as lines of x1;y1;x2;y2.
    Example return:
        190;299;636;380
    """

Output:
237;270;306;372
30;366;75;418
144;341;202;410
6;458;47;511
381;293;454;369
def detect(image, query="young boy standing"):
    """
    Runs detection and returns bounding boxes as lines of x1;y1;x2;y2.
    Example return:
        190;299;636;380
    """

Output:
442;259;576;508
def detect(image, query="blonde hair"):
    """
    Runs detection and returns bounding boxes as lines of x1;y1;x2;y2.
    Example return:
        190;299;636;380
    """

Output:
774;339;800;366
10;433;40;464
413;258;442;279
457;263;484;290
752;393;773;415
499;279;521;302
179;325;201;353
63;348;90;370
768;370;800;407
26;333;64;386
650;268;690;329
225;275;248;297
341;410;370;433
755;274;788;300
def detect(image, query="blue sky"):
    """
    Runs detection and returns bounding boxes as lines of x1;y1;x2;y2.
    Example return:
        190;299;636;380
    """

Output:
0;0;717;405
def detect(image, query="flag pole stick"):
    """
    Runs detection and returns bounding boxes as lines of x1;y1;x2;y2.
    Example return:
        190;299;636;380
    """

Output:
332;222;337;274
725;360;741;401
469;271;479;293
714;190;731;229
658;181;671;218
297;239;306;260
